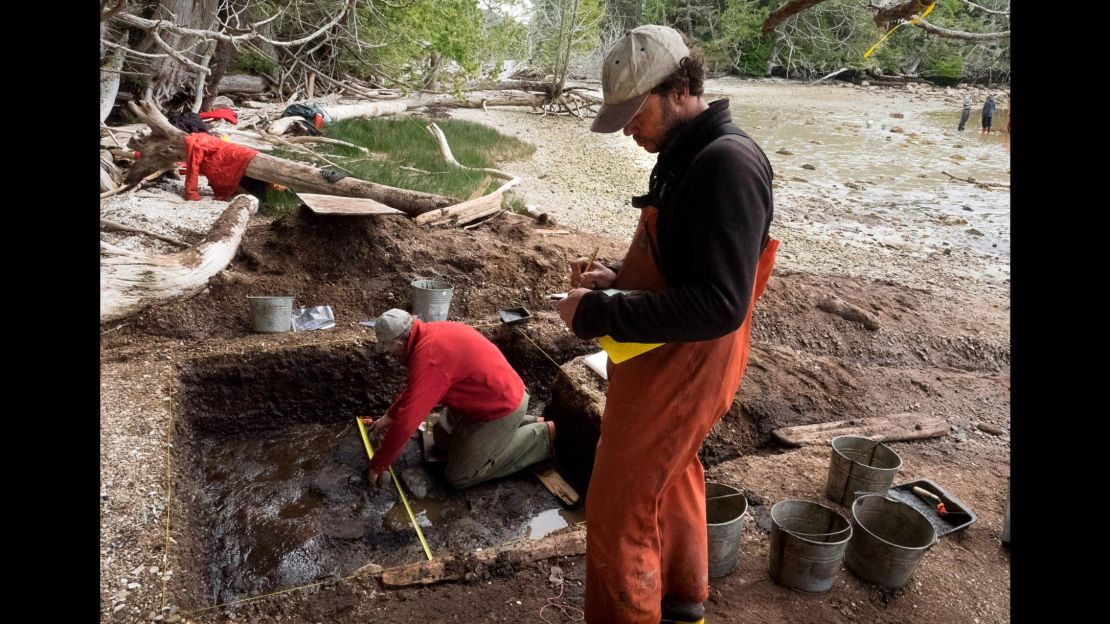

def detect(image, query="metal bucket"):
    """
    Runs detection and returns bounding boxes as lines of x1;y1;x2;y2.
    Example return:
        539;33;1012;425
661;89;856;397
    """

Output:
845;494;937;588
825;435;902;506
706;482;748;578
410;278;454;322
768;499;853;593
247;296;293;333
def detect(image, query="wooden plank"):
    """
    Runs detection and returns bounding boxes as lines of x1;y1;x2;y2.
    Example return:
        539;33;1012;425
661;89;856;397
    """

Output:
413;192;502;226
297;192;405;215
533;463;580;506
772;413;949;446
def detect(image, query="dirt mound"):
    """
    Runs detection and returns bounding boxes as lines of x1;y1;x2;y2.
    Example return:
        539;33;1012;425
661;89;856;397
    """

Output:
121;208;623;340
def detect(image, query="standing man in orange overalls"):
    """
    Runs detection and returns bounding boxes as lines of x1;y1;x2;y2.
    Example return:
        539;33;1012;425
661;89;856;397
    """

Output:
555;25;778;624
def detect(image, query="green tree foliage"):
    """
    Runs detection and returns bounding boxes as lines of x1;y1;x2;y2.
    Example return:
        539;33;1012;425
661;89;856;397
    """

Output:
530;0;605;85
710;1;774;75
620;0;1008;81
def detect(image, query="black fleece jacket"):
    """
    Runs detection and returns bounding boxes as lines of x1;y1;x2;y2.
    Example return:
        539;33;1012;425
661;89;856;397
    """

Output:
572;99;774;342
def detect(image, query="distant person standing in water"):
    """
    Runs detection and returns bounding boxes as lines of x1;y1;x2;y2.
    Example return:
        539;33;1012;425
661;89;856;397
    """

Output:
958;92;972;131
981;95;996;134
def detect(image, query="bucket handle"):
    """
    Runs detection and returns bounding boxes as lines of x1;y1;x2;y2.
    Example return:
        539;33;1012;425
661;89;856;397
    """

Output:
783;525;851;539
872;494;941;547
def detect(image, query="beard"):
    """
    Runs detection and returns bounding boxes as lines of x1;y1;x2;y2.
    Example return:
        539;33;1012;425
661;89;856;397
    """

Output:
655;96;684;151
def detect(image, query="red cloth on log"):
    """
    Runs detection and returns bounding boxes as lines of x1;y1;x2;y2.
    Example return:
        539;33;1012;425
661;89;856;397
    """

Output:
183;133;258;201
198;108;239;125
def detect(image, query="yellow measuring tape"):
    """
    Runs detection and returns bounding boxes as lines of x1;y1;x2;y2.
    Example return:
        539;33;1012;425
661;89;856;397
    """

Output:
355;417;434;560
864;1;936;59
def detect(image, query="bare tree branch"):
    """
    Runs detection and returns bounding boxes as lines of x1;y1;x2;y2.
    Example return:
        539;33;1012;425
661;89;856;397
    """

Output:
962;0;1010;16
102;38;170;60
111;0;352;49
763;0;830;34
873;1;929;26
100;0;127;22
149;28;212;74
915;19;1010;41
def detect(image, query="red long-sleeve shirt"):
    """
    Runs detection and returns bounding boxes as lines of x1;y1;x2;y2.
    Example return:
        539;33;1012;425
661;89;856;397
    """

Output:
370;319;525;473
183;133;258;201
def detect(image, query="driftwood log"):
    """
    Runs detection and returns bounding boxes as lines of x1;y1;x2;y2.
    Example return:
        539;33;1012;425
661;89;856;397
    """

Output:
364;527;586;588
100;194;257;322
771;413;950;446
217;74;267;94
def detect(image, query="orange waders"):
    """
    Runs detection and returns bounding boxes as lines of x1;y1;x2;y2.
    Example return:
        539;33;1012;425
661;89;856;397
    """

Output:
584;206;778;623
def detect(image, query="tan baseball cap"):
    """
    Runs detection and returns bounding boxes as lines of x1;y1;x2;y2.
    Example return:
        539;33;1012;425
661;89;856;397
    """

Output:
591;25;690;133
375;308;414;351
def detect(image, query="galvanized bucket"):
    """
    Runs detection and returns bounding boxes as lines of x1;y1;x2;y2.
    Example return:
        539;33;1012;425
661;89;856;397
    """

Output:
845;494;937;589
247;296;294;333
825;435;902;506
410;278;454;322
768;499;853;593
706;482;748;578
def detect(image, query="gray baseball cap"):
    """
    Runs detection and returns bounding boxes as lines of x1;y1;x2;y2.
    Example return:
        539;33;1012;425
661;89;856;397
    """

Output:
591;25;690;133
375;308;414;351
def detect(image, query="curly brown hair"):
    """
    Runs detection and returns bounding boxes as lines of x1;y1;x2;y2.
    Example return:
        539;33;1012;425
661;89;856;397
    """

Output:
651;35;705;98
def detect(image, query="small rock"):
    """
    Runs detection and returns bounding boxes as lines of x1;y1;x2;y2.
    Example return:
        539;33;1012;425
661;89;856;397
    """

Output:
977;423;1005;435
356;562;383;576
128;582;140;589
776;148;793;155
801;163;816;170
399;468;431;499
890;112;904;118
861;80;871;87
890;126;904;133
967;228;984;236
113;604;126;613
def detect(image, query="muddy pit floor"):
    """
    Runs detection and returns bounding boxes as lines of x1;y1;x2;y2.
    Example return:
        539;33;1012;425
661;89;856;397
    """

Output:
192;410;578;605
101;79;1009;623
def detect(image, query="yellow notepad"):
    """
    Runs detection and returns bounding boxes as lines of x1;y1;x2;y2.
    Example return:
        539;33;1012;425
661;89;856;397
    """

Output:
597;335;664;364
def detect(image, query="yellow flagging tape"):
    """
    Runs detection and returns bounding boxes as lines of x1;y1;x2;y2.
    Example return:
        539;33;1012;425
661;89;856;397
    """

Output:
596;335;663;364
864;1;936;59
356;417;434;561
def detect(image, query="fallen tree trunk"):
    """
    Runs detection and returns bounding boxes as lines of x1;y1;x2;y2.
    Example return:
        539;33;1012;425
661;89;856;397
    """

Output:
369;527;586;588
243;154;453;215
217;74;267;94
125;99;455;216
100;194;257;322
